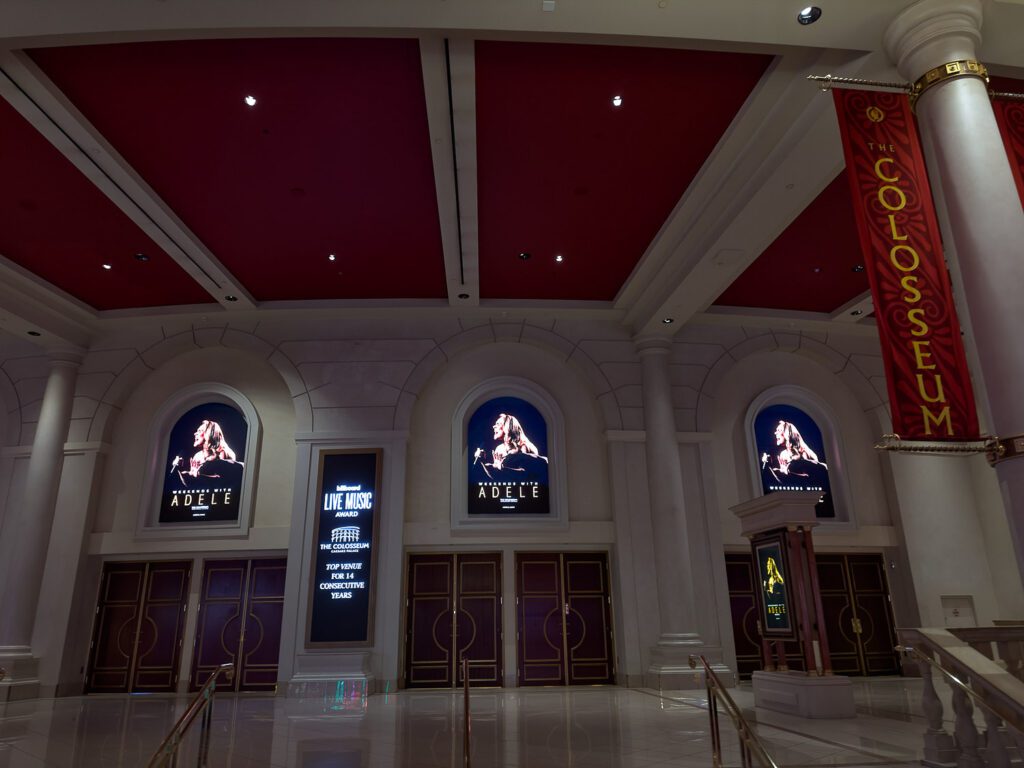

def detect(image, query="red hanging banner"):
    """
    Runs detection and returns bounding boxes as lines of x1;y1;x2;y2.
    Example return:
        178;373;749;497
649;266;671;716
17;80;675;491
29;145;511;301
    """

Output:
993;97;1024;208
832;89;979;440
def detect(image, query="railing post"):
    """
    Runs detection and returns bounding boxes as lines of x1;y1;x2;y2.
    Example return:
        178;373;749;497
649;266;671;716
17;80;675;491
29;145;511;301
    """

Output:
951;685;984;768
982;708;1011;768
919;655;959;766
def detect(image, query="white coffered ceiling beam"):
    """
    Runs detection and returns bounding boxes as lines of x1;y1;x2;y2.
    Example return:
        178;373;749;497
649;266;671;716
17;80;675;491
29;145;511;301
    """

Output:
0;49;253;310
420;35;479;307
626;49;896;337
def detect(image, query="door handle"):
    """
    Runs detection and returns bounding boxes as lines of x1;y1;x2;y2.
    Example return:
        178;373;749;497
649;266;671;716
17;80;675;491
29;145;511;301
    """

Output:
564;602;569;616
851;617;862;635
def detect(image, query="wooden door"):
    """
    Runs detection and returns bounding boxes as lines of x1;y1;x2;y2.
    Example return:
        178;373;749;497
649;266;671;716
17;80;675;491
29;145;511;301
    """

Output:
725;552;899;678
816;553;900;676
515;552;615;686
87;560;191;693
191;557;286;692
404;553;502;688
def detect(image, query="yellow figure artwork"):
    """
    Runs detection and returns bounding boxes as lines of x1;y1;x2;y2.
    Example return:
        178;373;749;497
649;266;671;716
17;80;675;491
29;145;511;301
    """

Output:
764;556;785;595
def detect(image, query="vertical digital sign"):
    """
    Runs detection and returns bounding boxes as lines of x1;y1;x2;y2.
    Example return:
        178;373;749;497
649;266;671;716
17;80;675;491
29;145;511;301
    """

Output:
159;402;247;523
467;396;550;516
754;403;835;518
754;534;795;639
307;450;381;647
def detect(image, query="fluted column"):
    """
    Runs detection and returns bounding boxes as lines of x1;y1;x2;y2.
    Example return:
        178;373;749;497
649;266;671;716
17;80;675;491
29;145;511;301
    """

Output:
0;352;81;651
885;0;1024;576
636;336;702;672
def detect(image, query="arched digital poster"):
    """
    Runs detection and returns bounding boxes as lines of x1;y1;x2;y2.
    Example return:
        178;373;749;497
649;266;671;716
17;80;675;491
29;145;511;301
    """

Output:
159;402;247;523
467;396;550;516
754;403;834;518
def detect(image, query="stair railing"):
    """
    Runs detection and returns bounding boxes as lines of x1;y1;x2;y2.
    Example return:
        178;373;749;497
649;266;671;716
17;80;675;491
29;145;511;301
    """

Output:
689;655;780;768
146;662;234;768
899;627;1024;767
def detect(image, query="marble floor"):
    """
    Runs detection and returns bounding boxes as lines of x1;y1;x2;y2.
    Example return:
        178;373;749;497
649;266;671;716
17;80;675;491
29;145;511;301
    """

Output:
0;677;933;767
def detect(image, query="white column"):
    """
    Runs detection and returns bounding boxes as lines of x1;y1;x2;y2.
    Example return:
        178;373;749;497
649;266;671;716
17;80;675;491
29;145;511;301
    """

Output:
884;0;1024;577
0;352;80;700
0;353;80;648
636;336;702;685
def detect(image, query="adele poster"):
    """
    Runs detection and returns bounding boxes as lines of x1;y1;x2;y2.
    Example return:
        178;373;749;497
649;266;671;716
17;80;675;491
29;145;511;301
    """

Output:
754;403;834;518
467;396;550;516
159;402;247;523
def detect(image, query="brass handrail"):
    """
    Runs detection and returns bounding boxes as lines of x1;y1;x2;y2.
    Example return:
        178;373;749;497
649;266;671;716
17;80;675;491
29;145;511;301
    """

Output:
689;655;780;768
146;663;234;768
897;645;1024;734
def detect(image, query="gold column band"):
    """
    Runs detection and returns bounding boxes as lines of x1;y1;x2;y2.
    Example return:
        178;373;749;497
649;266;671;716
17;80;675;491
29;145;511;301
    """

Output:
911;59;988;110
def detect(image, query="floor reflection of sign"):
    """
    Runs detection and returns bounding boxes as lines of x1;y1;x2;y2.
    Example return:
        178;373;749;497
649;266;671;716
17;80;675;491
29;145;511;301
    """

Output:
307;450;381;647
755;537;794;638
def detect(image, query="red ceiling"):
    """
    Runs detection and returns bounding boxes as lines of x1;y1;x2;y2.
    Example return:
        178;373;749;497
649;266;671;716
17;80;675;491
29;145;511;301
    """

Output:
0;97;212;310
30;38;447;303
474;41;772;301
714;171;870;313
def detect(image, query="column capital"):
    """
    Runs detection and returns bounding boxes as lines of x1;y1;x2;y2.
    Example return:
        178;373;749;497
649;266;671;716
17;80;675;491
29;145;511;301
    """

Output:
47;349;84;368
634;334;672;358
883;0;982;82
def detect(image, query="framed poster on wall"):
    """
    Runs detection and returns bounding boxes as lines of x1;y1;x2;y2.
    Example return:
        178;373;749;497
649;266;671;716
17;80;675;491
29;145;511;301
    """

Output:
306;449;382;648
752;532;796;641
158;401;248;524
753;403;835;518
466;396;550;517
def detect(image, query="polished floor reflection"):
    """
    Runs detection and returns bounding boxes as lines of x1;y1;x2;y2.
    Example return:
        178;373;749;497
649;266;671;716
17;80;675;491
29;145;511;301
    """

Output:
0;678;932;767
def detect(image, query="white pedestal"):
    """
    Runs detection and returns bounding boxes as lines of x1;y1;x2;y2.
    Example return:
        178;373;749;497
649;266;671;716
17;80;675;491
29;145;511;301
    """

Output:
752;671;856;719
0;649;40;702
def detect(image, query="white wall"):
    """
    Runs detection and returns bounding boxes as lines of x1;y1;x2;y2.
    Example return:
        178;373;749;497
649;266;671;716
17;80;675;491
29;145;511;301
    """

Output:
91;346;296;551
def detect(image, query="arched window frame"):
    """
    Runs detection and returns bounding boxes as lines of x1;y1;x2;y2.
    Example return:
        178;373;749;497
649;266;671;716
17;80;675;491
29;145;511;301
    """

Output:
450;377;568;532
744;384;856;530
137;382;262;538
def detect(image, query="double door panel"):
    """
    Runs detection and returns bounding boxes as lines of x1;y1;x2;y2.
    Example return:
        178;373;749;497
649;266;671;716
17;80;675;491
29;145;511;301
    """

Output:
516;552;615;686
87;560;191;693
816;553;900;676
191;558;287;692
725;551;899;678
405;553;502;688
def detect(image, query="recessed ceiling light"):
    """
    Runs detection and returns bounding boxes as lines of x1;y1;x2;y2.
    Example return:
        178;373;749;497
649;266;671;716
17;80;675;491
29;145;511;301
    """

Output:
134;252;149;262
555;254;564;263
102;263;112;270
797;6;821;25
612;95;623;107
328;254;336;261
851;309;864;316
27;330;41;336
244;95;257;107
225;295;238;302
813;267;821;273
518;252;531;261
852;264;865;273
662;317;674;324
